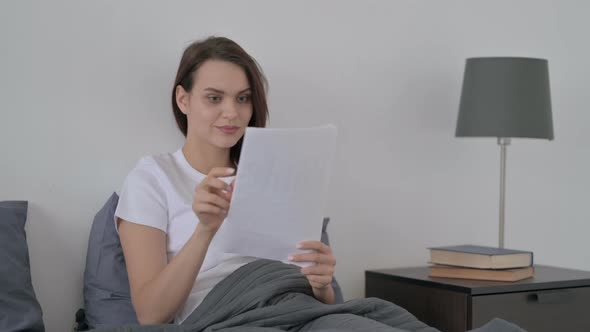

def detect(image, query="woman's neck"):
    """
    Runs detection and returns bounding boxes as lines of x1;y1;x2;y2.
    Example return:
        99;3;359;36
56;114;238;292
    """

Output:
182;137;233;175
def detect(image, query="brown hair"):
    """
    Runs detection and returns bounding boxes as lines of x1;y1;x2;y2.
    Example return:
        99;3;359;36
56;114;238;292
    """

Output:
172;36;269;165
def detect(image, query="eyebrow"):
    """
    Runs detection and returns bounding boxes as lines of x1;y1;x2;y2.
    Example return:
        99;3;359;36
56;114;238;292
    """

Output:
203;87;251;94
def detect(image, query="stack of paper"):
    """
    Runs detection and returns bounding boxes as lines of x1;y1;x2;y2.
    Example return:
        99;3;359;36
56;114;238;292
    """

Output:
215;125;337;266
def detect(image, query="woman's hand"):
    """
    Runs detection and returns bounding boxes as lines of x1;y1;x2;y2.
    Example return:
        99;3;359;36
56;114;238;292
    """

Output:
192;167;235;235
289;241;337;303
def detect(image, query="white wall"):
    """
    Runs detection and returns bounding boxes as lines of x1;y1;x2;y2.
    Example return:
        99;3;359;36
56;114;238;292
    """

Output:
2;1;589;331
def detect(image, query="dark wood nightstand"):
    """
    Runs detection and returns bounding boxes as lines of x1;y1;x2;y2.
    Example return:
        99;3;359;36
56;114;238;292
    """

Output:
365;265;590;332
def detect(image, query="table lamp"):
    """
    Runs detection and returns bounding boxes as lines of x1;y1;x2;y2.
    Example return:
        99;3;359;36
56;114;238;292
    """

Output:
455;57;554;249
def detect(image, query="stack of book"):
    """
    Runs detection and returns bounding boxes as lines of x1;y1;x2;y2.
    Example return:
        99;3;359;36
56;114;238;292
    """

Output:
427;244;535;282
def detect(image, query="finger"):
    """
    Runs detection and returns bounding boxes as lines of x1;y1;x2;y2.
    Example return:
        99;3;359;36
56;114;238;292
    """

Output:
218;189;232;202
297;241;332;254
193;203;225;215
230;178;236;191
301;264;334;276
289;253;336;266
199;177;232;193
289;252;320;264
198;192;230;210
306;275;332;288
195;186;231;203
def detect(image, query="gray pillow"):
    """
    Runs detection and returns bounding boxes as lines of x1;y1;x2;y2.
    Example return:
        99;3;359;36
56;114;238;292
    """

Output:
83;193;344;328
84;192;138;329
0;201;45;332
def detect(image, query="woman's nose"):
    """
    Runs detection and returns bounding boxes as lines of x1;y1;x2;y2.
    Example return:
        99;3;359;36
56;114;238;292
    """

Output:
221;101;239;119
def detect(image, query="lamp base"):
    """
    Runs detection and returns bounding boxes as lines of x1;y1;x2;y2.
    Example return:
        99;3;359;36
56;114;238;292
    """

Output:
497;137;510;249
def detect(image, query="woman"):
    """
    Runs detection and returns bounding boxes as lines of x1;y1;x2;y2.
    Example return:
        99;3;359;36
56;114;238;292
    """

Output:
115;36;337;325
112;36;524;332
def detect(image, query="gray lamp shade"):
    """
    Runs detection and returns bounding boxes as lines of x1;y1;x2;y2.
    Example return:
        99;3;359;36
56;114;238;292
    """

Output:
456;57;554;139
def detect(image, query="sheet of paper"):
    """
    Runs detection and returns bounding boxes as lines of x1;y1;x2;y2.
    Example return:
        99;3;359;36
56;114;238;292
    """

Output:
215;125;337;267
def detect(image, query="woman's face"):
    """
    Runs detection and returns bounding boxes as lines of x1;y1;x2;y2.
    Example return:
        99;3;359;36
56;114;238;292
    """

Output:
177;59;253;150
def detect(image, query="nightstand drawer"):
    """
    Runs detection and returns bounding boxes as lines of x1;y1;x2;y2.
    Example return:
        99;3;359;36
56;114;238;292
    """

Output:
472;286;590;332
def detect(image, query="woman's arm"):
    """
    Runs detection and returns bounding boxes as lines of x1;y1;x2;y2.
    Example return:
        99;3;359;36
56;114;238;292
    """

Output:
119;167;235;325
118;220;215;325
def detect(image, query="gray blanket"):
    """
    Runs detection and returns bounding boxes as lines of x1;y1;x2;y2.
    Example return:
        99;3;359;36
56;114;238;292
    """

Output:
92;259;525;332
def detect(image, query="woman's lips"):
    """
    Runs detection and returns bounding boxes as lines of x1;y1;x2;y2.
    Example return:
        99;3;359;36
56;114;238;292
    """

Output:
218;126;239;134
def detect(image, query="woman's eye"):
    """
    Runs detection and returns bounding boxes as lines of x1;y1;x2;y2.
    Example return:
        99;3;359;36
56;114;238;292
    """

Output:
237;94;251;103
208;95;221;103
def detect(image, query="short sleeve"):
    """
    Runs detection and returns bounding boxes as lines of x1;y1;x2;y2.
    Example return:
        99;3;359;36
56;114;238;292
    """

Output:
114;159;168;233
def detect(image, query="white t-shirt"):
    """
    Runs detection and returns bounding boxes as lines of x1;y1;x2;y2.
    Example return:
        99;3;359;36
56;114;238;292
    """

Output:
114;148;256;323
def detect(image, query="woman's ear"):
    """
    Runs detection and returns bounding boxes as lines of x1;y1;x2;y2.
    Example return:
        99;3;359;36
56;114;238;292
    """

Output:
176;85;191;115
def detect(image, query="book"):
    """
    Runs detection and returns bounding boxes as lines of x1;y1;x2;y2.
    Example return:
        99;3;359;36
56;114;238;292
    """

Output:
428;244;533;269
429;265;535;282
